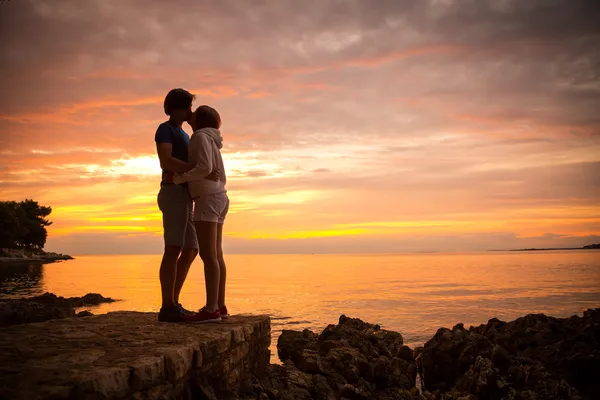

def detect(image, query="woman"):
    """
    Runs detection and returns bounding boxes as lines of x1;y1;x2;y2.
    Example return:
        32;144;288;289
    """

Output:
174;105;229;323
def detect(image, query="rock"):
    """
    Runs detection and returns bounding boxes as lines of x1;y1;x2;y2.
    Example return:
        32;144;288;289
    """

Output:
455;356;507;398
421;308;600;399
69;293;116;307
0;249;73;264
29;292;115;308
270;315;417;399
79;293;116;305
0;292;117;327
0;299;74;327
0;312;271;400
420;324;494;392
339;383;370;400
277;329;317;366
298;349;322;373
76;310;94;318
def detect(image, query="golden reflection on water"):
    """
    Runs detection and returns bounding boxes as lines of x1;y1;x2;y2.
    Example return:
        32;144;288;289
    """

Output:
2;251;599;357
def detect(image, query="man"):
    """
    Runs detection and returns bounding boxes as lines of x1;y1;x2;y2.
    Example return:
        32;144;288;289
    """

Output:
154;88;217;322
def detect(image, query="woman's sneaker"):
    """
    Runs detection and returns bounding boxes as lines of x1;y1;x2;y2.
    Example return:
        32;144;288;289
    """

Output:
184;308;221;323
220;306;230;319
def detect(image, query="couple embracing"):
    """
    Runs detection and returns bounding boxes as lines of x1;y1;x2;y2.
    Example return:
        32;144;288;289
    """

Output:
154;88;229;324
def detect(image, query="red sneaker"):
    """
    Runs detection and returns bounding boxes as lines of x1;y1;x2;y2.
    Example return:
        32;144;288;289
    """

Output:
184;308;221;323
220;306;229;319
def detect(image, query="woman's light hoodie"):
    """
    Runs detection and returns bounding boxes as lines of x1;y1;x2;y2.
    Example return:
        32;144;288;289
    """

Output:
173;127;226;198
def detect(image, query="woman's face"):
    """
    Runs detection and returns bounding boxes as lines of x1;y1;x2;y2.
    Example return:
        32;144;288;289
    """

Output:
187;110;197;130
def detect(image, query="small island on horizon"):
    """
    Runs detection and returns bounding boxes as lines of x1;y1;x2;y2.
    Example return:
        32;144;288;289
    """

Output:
489;243;600;252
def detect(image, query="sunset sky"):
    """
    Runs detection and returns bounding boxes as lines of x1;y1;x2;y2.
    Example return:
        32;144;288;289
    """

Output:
1;0;599;254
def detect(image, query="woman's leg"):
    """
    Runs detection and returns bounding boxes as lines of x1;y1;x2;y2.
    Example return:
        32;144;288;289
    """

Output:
195;221;219;312
217;222;227;309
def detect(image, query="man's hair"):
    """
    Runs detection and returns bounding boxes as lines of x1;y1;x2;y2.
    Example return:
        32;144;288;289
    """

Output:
163;88;195;116
194;105;221;129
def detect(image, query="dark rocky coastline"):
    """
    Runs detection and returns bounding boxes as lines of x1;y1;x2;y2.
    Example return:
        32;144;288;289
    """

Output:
0;294;597;399
245;309;600;400
0;292;115;327
0;248;73;264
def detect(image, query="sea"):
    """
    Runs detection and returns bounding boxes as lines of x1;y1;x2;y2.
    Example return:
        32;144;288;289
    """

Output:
1;251;599;361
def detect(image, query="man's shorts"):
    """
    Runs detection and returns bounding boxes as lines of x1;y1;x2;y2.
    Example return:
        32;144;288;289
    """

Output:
157;184;199;249
193;192;229;224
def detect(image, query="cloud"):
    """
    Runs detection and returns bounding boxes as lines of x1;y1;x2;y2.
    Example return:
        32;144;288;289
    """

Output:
0;0;599;252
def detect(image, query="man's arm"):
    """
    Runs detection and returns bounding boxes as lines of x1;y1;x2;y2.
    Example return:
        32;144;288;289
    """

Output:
156;143;192;173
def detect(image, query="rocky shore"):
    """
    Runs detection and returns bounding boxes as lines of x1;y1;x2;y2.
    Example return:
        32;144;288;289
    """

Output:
246;309;600;400
0;248;73;264
0;299;597;399
0;292;115;327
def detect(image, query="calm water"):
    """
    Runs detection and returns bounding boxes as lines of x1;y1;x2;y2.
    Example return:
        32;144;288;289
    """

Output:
1;251;599;360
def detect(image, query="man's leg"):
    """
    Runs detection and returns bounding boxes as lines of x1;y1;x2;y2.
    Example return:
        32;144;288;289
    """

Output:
174;201;199;305
160;245;182;309
157;185;188;322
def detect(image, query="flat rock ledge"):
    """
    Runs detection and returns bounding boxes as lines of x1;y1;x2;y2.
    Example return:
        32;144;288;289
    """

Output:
0;312;270;400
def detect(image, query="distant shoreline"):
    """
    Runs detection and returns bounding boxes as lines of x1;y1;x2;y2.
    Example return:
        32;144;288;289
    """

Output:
488;244;600;252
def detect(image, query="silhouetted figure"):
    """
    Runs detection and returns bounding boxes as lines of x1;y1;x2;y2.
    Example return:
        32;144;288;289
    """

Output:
174;105;229;323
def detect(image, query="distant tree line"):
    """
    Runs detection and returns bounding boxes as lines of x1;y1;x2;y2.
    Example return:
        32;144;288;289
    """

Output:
0;200;52;249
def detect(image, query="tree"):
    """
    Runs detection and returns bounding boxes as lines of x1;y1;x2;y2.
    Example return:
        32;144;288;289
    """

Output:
18;199;52;249
0;202;19;248
0;200;53;249
0;201;27;248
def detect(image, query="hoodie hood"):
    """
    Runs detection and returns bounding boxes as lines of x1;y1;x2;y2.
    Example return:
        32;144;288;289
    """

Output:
195;127;223;149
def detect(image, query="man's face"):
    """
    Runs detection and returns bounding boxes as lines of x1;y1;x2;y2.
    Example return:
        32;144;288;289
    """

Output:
171;107;192;123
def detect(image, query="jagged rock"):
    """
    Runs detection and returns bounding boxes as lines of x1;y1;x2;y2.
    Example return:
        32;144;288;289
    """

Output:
76;310;94;318
0;299;74;327
0;292;116;327
298;348;323;373
278;329;317;366
271;315;418;399
455;356;508;398
420;323;494;392
72;293;116;307
27;292;115;308
421;308;600;399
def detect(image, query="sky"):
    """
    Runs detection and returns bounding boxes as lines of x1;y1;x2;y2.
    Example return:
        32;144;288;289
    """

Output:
0;0;599;254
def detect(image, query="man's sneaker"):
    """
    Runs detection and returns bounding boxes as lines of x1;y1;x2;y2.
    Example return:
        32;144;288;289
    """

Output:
184;308;221;323
220;306;230;319
158;306;183;322
177;303;195;316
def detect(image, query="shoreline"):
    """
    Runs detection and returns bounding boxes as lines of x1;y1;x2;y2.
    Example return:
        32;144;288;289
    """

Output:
488;245;600;252
1;299;597;399
0;292;115;327
0;249;73;265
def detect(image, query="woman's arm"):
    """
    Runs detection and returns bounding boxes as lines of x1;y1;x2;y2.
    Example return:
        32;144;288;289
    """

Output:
173;134;213;184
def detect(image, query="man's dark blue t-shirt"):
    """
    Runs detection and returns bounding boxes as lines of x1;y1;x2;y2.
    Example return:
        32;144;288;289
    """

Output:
155;122;190;181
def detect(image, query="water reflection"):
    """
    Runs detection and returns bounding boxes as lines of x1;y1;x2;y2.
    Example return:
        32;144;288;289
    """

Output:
0;263;44;299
